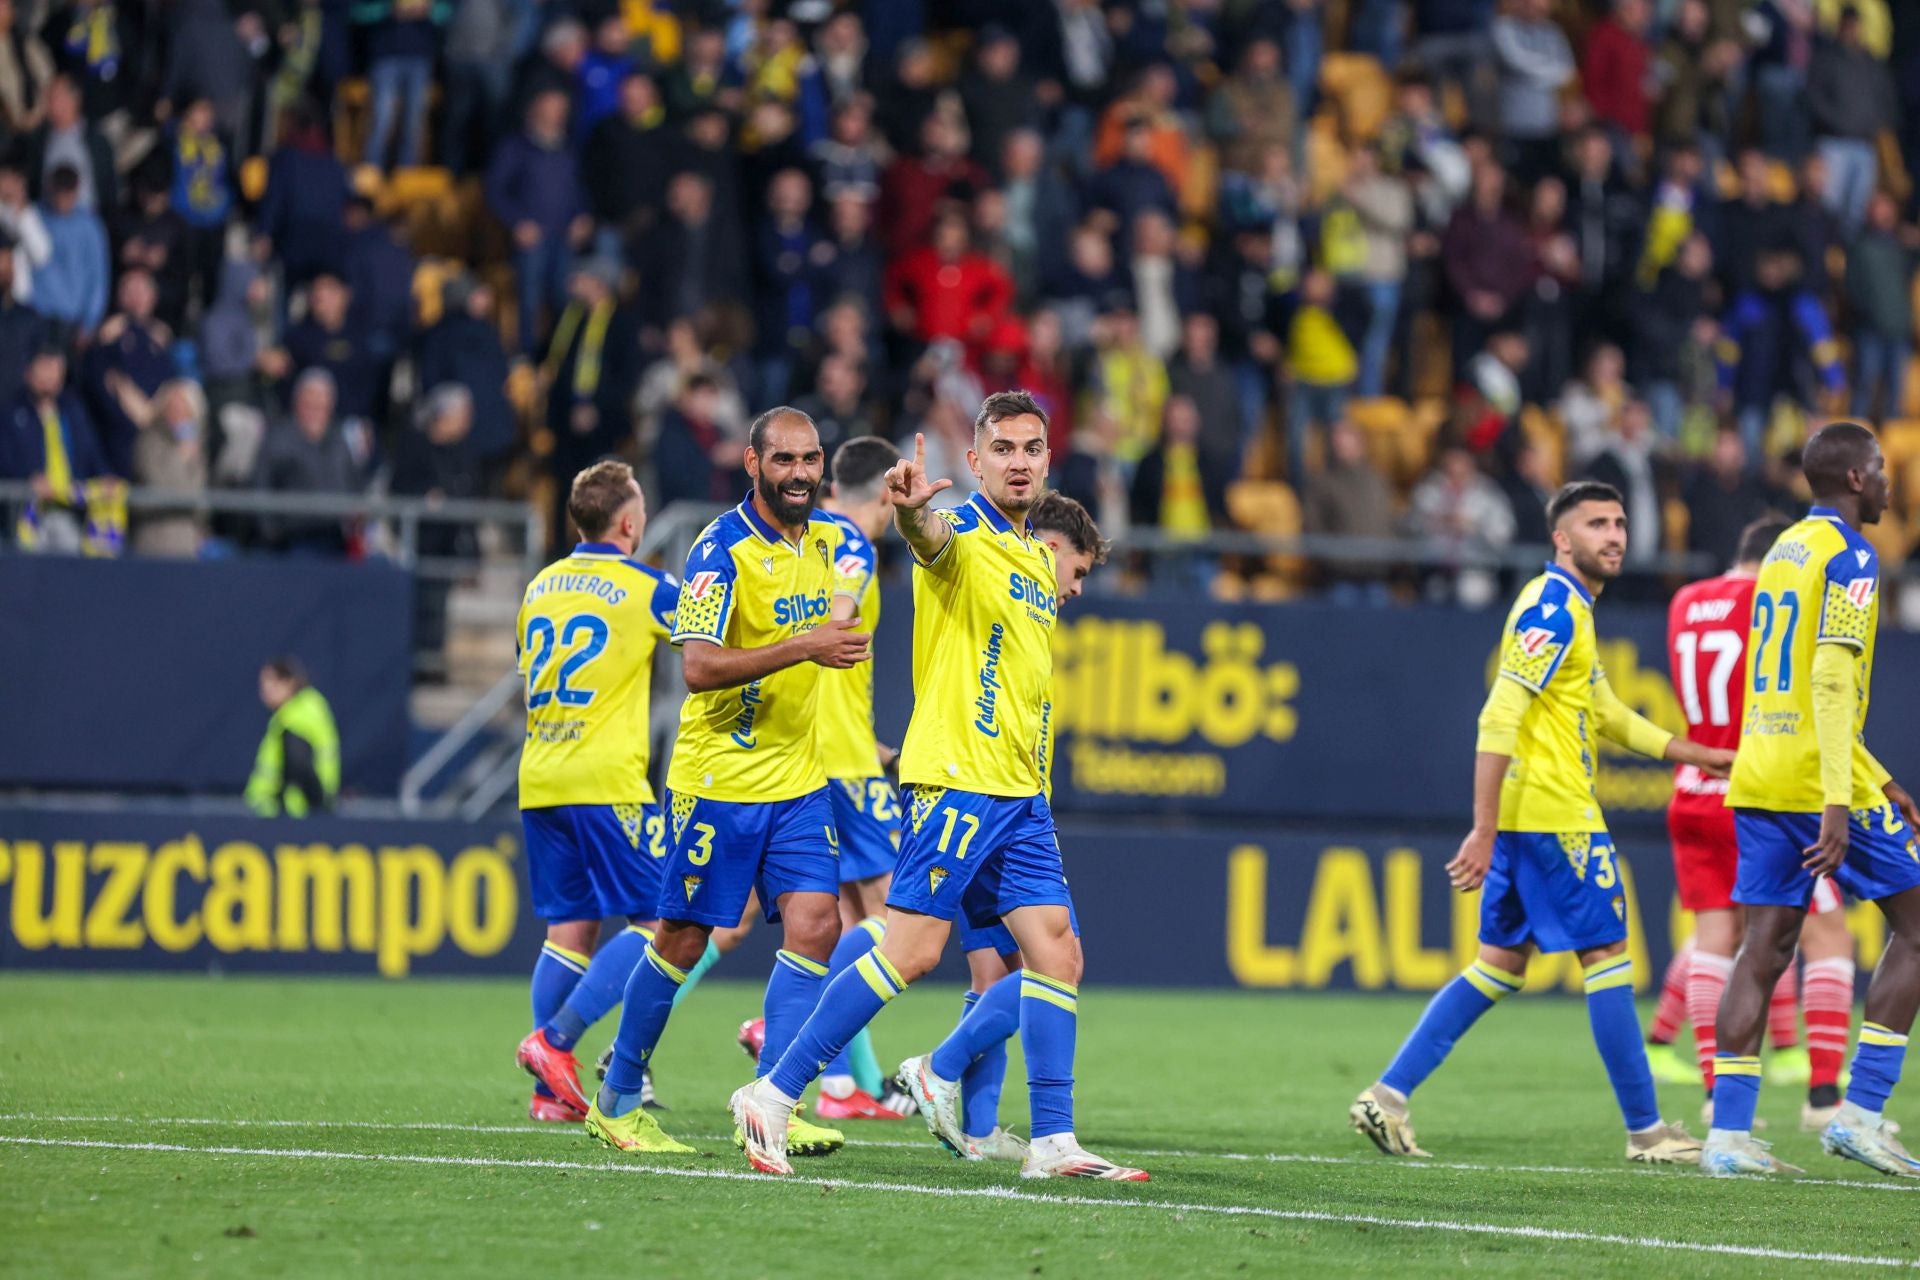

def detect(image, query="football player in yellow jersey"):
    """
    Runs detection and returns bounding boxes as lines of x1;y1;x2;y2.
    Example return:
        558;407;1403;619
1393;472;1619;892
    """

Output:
1351;481;1727;1165
734;391;1148;1182
910;491;1109;1162
1702;422;1920;1178
806;435;923;1120
587;408;871;1158
511;462;679;1123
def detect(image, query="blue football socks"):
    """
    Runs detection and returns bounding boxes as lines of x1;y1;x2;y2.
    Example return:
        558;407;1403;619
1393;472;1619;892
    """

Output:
759;950;830;1080
545;925;651;1051
1379;959;1522;1097
530;940;588;1098
936;977;1018;1138
1846;1022;1910;1115
768;949;906;1100
1711;1055;1763;1133
1019;971;1078;1139
821;919;885;1086
598;944;690;1118
1583;956;1659;1131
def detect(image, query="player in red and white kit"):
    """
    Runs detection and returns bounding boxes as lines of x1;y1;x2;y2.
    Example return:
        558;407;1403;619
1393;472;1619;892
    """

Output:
1652;516;1859;1131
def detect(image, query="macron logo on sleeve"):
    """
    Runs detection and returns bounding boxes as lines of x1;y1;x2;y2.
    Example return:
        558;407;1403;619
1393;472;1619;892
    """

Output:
1857;550;1872;568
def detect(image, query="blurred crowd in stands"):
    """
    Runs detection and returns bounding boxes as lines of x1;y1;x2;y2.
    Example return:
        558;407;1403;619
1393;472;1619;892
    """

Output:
0;0;1916;609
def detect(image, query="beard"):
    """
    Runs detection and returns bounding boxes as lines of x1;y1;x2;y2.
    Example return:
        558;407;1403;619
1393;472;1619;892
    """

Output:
758;469;819;526
1569;545;1621;582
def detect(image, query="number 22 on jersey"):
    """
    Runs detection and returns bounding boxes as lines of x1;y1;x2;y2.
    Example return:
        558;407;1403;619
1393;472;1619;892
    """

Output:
524;614;610;709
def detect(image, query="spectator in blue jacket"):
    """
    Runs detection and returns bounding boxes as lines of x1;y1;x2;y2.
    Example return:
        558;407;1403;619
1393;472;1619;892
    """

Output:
256;101;349;293
80;267;173;476
35;164;107;339
354;0;451;170
1716;246;1844;462
415;275;515;467
339;195;415;366
1086;118;1178;231
486;88;590;354
752;167;831;406
0;343;109;552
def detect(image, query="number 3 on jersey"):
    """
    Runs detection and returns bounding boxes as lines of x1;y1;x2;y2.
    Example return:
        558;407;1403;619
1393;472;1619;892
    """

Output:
524;615;610;709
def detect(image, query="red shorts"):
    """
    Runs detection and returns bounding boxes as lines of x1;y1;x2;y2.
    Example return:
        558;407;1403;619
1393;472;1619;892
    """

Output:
1670;804;1738;911
1672;804;1844;914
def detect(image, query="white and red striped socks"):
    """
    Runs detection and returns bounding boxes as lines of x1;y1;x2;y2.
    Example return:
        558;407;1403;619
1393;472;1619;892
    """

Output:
1648;943;1691;1046
1803;956;1855;1091
1767;960;1802;1049
1686;950;1734;1086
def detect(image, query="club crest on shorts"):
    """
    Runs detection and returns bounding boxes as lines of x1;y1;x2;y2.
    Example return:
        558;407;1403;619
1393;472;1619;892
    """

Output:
928;867;949;895
1612;895;1625;921
682;874;703;902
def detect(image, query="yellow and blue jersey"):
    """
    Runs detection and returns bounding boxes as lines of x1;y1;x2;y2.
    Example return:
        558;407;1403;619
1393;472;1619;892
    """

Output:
665;499;848;804
1727;507;1884;814
898;492;1057;798
516;542;677;809
815;508;885;781
1490;563;1605;833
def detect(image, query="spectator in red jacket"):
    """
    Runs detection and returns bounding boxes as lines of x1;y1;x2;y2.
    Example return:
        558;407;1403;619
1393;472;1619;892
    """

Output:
876;113;990;259
1581;0;1654;150
883;208;1013;352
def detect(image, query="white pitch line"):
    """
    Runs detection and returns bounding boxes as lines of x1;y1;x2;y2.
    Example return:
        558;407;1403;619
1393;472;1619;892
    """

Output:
0;1112;1912;1195
2;1134;1913;1271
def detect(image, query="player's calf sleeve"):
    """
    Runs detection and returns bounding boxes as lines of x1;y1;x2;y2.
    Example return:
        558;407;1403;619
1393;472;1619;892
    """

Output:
934;972;1020;1080
1686;951;1734;1087
1379;959;1522;1097
1767;960;1801;1049
1020;972;1078;1140
821;919;885;1085
599;945;690;1116
669;939;723;1008
1844;1023;1910;1115
546;925;651;1050
955;990;1011;1139
1710;1056;1763;1133
766;950;906;1100
1584;956;1660;1131
1648;945;1690;1045
1802;957;1855;1089
759;950;830;1080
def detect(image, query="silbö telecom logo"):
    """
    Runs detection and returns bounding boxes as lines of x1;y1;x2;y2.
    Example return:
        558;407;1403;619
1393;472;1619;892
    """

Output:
974;623;1007;738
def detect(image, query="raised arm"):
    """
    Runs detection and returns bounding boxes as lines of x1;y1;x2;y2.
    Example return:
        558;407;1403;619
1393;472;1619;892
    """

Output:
886;431;955;565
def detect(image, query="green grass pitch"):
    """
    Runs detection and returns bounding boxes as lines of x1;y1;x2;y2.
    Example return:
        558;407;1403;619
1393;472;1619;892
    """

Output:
4;972;1920;1278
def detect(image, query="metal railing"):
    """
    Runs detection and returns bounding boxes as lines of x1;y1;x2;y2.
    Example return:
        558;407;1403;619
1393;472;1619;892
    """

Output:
0;482;546;576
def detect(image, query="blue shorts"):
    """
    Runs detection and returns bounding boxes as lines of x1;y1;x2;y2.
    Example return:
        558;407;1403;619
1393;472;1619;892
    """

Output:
889;787;1073;936
1479;831;1628;955
658;788;841;927
1735;806;1920;908
829;777;902;884
522;802;665;922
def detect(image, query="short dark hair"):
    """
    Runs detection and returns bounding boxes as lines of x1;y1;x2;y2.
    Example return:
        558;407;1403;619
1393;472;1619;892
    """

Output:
48;164;78;196
831;435;898;495
974;389;1048;438
1735;515;1793;567
1546;480;1624;528
1803;420;1879;501
567;459;638;539
747;405;818;455
263;655;308;687
1029;491;1109;565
